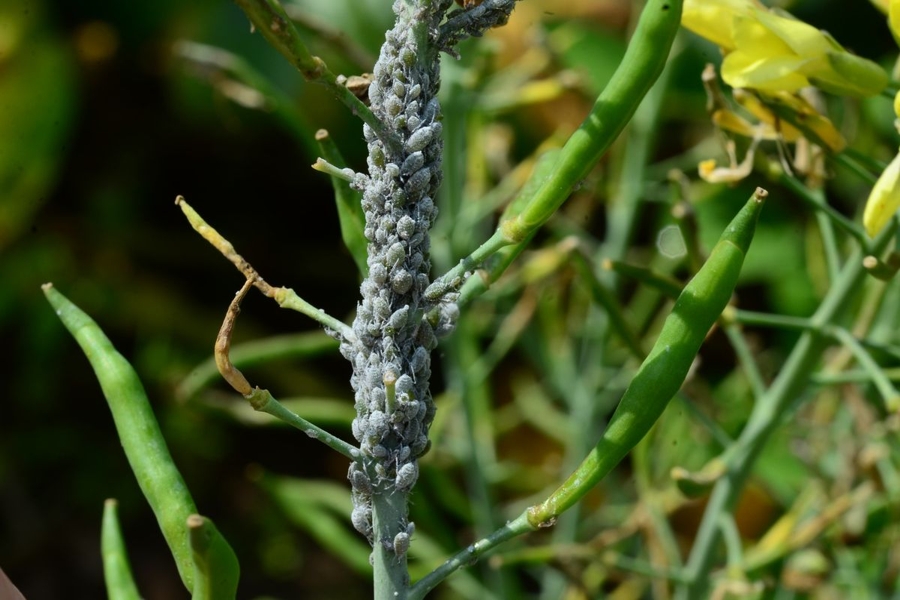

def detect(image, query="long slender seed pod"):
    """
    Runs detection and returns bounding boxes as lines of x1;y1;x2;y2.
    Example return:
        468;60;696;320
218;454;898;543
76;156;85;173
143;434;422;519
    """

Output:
101;499;141;600
526;188;767;527
43;284;203;592
426;0;683;301
188;515;241;600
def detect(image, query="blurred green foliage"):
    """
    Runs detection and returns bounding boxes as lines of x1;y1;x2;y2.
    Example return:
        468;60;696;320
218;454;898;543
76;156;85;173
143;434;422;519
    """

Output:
3;0;900;598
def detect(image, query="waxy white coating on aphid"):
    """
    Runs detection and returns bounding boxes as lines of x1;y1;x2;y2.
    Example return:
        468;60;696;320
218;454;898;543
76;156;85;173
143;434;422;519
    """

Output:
404;167;432;196
349;465;372;495
397;215;416;239
393;531;410;557
351;504;372;538
386;242;406;267
395;462;418;491
339;0;521;549
405;127;435;153
389;305;410;331
401;152;425;177
395;374;414;396
391;270;414;294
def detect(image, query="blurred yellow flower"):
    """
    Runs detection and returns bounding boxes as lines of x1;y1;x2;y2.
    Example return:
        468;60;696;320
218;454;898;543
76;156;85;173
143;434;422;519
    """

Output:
890;0;900;44
681;0;761;50
871;0;889;13
682;1;888;98
863;151;900;237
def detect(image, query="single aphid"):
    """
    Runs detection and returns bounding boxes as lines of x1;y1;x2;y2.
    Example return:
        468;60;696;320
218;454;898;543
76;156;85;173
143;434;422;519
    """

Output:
342;73;375;105
455;0;483;7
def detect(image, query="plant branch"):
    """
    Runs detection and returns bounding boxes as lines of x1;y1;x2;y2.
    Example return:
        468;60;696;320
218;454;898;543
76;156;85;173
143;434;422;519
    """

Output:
675;220;899;599
408;513;533;600
175;195;355;341
233;0;399;151
426;0;684;300
215;278;359;460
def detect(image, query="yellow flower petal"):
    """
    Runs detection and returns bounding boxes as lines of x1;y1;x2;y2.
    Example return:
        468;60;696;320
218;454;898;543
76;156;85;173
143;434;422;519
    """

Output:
722;52;810;91
685;3;888;97
890;0;900;43
730;13;794;59
863;151;900;237
754;10;832;58
682;0;761;51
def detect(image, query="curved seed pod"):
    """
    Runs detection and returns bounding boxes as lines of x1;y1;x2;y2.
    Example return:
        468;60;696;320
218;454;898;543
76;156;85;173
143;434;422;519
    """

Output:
43;284;212;592
527;189;767;527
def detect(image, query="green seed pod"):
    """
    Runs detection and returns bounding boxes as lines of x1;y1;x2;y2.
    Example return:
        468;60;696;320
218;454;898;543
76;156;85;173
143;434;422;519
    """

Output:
101;499;141;600
527;189;766;527
187;514;240;600
43;284;240;593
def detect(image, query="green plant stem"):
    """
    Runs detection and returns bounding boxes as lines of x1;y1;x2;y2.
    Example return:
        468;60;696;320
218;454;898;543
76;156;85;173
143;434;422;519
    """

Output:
525;190;765;528
282;3;375;70
675;221;898;599
101;499;141;600
718;513;743;571
832;151;879;186
273;288;354;338
829;327;900;410
409;513;533;600
811;367;900;384
176;196;355;340
774;171;869;247
603;259;683;299
572;252;645;360
315;129;367;277
233;0;398;151
177;331;337;401
244;387;359;459
722;322;766;401
371;487;410;600
734;309;900;364
426;0;683;300
816;209;842;282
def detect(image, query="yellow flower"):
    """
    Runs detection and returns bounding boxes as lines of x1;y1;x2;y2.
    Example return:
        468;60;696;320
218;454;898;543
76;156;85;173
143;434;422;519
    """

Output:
863;151;900;237
681;0;761;50
891;0;900;44
682;1;888;98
